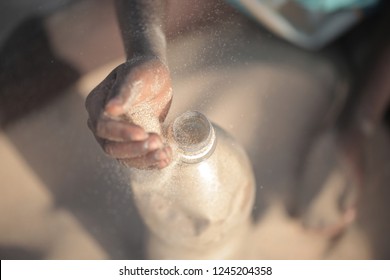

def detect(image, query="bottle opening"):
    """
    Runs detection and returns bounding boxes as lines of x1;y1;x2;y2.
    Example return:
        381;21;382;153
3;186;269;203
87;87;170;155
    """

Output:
171;111;216;163
173;112;210;147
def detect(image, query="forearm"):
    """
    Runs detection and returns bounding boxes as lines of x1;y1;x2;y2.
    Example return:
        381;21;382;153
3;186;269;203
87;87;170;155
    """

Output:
115;0;167;61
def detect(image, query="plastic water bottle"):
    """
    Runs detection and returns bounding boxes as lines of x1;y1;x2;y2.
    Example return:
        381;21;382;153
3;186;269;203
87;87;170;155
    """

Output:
128;111;256;259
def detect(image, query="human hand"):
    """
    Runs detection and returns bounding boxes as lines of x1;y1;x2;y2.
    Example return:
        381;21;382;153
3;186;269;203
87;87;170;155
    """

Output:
85;56;173;169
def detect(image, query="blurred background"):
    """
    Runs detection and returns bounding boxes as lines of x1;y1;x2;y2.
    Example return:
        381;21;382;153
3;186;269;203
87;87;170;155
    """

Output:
0;0;389;259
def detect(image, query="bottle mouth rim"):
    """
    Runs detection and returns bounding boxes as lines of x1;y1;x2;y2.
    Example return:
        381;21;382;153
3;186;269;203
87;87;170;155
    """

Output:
170;111;216;163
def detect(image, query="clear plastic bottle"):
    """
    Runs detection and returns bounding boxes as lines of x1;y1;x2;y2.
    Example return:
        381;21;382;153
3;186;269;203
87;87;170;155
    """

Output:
128;111;256;259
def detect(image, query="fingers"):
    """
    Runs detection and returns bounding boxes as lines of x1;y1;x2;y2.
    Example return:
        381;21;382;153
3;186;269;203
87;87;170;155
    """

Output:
120;146;173;169
103;133;163;158
85;59;174;170
96;119;148;142
86;84;173;169
99;130;173;169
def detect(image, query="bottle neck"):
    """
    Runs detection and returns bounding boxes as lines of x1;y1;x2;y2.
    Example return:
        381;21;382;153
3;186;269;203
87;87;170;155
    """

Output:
168;111;216;164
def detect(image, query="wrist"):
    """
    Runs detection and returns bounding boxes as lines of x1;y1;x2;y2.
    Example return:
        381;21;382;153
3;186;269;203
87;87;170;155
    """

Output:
125;54;169;70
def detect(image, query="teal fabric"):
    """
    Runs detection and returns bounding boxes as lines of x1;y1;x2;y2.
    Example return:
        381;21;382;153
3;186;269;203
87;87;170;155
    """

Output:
225;0;251;16
294;0;379;12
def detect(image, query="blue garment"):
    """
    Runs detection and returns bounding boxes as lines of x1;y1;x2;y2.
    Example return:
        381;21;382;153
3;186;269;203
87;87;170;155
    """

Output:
225;0;380;49
295;0;378;13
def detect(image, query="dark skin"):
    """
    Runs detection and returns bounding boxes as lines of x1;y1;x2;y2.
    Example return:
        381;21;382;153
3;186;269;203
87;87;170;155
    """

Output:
85;0;172;169
83;0;236;169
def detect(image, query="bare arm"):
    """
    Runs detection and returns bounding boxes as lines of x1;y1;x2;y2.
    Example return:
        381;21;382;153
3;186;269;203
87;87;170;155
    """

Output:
115;0;167;61
86;0;173;169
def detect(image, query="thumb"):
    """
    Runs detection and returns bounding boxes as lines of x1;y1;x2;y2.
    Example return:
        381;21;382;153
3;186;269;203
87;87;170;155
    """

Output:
104;66;144;118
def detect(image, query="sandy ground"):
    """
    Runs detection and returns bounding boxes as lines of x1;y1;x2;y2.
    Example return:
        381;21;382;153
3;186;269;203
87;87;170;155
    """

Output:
1;0;389;259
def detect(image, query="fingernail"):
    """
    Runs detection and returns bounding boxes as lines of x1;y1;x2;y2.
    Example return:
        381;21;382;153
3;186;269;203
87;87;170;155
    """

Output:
147;135;163;151
105;99;124;116
127;128;148;141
